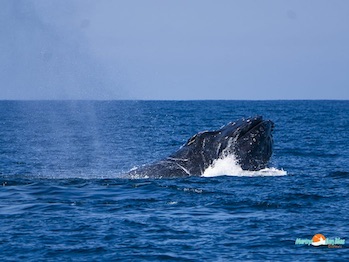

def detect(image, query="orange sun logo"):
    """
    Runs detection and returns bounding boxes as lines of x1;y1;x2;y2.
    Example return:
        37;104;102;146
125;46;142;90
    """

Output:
312;234;326;246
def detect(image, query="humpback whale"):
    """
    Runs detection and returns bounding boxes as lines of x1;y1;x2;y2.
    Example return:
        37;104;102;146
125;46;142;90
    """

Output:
127;116;274;179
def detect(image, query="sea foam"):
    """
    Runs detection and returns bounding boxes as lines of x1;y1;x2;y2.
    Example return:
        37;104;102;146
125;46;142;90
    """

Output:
202;155;287;177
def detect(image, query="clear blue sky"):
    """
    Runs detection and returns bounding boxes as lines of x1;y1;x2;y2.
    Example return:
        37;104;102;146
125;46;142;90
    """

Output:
1;0;348;100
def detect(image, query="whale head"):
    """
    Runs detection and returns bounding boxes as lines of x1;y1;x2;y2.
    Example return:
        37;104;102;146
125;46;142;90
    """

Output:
173;116;274;173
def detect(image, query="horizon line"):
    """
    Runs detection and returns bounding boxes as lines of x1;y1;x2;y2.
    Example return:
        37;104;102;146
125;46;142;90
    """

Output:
0;99;349;102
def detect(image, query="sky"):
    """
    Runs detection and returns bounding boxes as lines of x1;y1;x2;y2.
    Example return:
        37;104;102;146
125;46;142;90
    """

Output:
1;0;349;100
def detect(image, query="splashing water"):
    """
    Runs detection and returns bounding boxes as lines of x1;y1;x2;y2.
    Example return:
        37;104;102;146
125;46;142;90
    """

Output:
202;155;287;177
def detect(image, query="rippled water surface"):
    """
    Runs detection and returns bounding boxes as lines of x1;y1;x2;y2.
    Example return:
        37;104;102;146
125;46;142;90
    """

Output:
1;101;349;261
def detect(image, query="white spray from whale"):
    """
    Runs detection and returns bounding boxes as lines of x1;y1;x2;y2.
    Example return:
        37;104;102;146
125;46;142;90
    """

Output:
202;154;287;177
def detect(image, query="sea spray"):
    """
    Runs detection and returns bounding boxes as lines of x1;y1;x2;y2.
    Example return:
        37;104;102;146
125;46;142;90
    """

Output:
202;155;287;177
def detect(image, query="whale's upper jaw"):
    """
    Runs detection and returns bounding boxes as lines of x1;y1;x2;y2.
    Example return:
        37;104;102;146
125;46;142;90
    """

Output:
218;116;274;171
234;116;274;171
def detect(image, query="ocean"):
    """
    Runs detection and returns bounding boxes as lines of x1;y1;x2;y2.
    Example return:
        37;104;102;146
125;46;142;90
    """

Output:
0;100;348;261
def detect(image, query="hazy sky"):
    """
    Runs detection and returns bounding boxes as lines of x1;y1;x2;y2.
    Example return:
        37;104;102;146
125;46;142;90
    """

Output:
1;0;348;100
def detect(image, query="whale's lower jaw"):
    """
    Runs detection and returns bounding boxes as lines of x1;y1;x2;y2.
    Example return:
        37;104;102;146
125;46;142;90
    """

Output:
239;160;268;171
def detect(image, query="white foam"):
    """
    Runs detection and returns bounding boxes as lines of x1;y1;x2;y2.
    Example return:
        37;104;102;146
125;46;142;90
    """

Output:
202;155;287;177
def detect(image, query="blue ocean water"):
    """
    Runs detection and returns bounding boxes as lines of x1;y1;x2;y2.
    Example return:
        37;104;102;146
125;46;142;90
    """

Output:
0;100;348;261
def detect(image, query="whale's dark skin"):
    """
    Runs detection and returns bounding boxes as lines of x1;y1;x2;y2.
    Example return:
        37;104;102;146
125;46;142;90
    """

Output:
127;116;274;179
